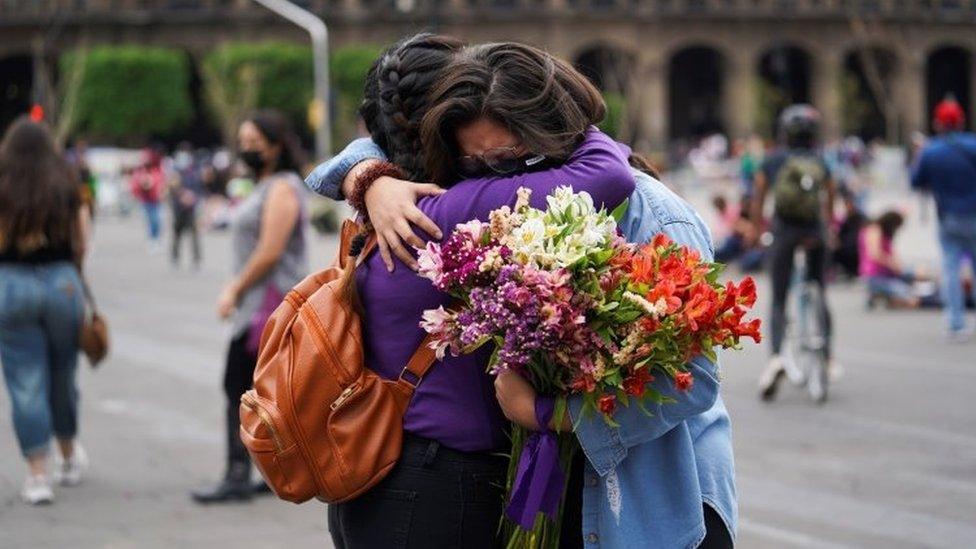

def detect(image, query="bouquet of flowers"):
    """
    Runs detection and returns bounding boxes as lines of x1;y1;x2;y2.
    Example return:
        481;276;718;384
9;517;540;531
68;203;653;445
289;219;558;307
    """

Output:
418;186;760;548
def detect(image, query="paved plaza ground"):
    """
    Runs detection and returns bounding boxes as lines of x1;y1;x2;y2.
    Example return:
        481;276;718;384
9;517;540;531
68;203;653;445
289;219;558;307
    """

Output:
1;184;974;548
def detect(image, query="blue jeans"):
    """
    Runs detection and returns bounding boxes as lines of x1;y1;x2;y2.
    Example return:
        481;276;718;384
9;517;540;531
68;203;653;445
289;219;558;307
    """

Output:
143;201;162;241
0;262;84;457
938;213;976;332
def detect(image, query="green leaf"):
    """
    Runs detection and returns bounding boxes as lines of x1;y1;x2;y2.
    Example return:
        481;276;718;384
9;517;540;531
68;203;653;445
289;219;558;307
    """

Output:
611;199;630;223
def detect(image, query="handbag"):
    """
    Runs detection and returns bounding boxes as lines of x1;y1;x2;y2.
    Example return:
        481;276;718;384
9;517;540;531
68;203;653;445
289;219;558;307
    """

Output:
78;272;109;367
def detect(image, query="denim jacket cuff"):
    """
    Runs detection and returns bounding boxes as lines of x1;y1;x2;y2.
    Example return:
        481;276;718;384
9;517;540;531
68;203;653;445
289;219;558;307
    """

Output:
304;138;387;200
568;394;628;476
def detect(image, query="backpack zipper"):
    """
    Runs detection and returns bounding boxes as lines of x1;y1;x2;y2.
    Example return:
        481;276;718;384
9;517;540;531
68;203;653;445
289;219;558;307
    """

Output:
241;392;285;453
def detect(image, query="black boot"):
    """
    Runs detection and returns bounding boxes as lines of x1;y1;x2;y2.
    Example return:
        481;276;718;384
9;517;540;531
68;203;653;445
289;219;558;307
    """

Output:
191;404;253;504
191;461;252;504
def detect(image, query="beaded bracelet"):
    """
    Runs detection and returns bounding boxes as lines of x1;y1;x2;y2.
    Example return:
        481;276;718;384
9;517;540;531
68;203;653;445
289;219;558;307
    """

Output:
349;161;405;219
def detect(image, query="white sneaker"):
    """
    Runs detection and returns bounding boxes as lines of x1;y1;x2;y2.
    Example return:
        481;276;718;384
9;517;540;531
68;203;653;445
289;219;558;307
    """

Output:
946;327;974;344
758;355;786;401
21;474;54;505
53;444;88;487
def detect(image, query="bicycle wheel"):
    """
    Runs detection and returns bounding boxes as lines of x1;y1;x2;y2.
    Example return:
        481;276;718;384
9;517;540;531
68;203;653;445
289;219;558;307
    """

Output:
798;282;829;403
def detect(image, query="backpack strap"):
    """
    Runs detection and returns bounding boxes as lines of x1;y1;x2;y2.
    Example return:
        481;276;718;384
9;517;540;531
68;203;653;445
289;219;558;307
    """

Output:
396;334;438;391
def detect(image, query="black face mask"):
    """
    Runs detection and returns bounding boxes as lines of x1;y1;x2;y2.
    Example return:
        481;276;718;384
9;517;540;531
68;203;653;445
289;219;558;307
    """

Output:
241;150;265;174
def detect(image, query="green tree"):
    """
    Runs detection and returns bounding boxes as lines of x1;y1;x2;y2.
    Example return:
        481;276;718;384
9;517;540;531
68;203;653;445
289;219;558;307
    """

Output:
203;42;314;144
754;78;788;140
598;92;625;139
330;45;382;145
63;46;192;141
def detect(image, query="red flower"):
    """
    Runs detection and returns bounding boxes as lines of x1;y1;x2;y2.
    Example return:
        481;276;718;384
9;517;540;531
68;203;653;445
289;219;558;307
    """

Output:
658;255;692;288
734;318;762;343
682;283;718;332
674;371;694;392
651;233;673;249
570;374;597;393
623;368;654;397
647;279;682;315
598;394;617;416
628;251;656;285
736;277;758;308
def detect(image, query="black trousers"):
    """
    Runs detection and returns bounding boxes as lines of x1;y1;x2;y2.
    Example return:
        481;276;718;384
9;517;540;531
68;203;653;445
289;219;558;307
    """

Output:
171;209;200;266
329;433;508;549
768;220;833;358
223;332;258;479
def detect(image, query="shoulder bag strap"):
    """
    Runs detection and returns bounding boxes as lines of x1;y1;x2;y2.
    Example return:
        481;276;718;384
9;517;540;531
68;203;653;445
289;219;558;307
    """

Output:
396;334;438;392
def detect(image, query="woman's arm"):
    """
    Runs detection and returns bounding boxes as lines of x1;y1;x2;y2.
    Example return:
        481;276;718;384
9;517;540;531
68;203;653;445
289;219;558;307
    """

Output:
305;138;387;199
305;138;444;271
217;179;300;319
432;128;635;229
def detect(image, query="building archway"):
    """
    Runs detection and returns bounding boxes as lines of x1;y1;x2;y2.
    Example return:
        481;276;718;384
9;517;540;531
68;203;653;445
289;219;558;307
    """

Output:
842;47;899;141
668;46;725;141
574;45;636;140
757;45;812;137
926;46;972;131
0;55;33;133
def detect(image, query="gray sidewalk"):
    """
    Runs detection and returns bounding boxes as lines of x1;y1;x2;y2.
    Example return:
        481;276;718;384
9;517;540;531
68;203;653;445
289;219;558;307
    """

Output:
2;191;975;548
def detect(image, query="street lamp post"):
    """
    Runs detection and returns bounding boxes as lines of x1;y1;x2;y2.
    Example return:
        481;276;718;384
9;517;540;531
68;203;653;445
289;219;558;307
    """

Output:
250;0;331;159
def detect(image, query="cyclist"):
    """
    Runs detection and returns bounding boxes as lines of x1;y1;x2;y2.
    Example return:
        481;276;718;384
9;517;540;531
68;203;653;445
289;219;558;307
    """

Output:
750;104;839;400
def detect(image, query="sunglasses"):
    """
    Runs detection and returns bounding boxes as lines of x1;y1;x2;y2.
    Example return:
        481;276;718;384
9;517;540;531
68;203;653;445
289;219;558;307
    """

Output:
458;146;546;177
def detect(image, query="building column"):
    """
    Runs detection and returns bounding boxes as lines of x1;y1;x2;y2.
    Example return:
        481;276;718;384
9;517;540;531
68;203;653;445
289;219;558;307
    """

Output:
724;48;756;140
812;48;842;143
896;50;926;142
635;51;667;153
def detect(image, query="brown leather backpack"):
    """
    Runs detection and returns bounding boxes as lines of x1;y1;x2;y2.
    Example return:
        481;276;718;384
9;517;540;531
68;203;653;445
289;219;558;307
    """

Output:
240;220;437;504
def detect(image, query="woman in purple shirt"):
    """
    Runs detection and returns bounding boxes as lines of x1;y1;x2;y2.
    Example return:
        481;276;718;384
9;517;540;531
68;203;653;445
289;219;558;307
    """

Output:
326;41;634;549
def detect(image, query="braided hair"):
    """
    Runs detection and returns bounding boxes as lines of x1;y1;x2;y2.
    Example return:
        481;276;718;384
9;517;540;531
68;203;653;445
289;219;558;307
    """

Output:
360;33;464;180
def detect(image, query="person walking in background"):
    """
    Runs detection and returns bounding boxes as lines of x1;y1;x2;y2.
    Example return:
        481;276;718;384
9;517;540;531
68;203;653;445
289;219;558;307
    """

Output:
129;148;166;252
191;110;308;504
170;143;203;270
0;117;91;505
911;98;976;342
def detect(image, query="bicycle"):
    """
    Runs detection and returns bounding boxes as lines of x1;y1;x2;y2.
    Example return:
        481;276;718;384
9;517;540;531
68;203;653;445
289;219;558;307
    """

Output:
781;239;830;403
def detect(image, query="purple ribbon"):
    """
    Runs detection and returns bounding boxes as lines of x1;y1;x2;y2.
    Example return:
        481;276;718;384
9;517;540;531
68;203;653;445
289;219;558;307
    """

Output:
505;397;565;530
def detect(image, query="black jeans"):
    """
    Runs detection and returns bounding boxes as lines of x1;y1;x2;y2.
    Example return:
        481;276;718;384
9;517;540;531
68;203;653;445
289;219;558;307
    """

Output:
767;220;833;359
223;332;257;479
171;208;200;267
329;433;507;549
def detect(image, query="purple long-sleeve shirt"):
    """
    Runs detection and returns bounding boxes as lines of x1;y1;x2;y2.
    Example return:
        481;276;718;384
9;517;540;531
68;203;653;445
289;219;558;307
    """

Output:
356;129;634;452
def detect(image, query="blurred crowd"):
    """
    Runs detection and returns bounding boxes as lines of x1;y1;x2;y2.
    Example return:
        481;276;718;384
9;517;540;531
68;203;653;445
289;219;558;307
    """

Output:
691;118;974;313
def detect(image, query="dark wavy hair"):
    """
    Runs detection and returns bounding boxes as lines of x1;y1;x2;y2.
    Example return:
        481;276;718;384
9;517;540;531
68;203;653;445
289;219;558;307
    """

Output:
0;116;81;257
242;109;307;174
360;33;465;180
420;42;612;184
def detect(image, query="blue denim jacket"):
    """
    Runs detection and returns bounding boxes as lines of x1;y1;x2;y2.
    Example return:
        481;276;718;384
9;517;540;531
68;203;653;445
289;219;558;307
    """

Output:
306;140;737;548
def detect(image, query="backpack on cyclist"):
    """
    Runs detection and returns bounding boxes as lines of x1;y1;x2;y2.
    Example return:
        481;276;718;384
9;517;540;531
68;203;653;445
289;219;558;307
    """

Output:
239;220;437;504
772;155;829;224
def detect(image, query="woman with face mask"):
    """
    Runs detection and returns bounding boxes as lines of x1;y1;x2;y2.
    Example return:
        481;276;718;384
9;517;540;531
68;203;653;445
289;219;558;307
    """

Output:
191;110;309;504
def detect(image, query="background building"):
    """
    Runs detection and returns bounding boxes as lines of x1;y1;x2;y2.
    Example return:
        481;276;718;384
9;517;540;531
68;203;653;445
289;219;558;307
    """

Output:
1;0;974;151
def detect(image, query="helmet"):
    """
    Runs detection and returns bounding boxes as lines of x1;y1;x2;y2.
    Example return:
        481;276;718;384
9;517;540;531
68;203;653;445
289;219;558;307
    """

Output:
778;104;821;146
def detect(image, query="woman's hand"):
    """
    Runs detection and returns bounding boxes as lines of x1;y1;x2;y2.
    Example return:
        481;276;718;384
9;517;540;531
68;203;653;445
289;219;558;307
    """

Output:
494;370;542;431
364;176;445;272
217;282;241;320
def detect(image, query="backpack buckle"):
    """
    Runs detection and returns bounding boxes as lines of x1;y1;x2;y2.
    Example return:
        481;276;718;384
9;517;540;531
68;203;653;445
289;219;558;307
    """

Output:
398;369;421;389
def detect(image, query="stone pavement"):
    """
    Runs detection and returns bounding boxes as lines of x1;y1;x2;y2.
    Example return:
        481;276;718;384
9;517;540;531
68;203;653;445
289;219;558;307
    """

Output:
1;186;975;548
